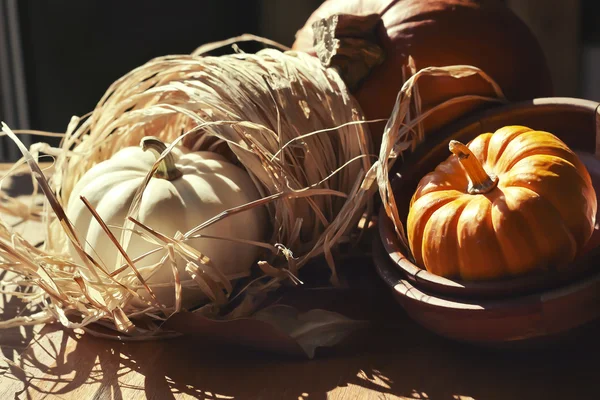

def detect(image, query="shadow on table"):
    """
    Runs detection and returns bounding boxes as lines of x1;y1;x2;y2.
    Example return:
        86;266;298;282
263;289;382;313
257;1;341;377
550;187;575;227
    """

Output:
7;293;600;400
3;164;598;398
0;271;38;372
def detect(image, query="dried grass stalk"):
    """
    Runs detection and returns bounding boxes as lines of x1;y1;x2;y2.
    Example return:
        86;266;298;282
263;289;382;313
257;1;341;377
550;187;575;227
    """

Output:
0;40;377;336
373;57;507;247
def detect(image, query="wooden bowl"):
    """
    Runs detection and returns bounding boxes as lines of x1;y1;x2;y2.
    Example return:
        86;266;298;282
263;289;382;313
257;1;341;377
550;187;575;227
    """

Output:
374;97;600;345
379;97;600;300
373;232;600;346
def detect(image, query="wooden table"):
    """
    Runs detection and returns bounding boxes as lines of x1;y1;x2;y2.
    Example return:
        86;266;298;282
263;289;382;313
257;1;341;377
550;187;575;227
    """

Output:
1;166;599;400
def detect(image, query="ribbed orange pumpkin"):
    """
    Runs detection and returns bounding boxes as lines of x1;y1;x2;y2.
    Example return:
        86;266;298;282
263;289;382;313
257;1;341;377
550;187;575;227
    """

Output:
294;0;553;145
407;126;597;280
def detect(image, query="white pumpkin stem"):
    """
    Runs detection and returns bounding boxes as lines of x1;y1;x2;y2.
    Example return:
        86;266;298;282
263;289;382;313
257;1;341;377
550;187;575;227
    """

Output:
140;137;183;181
449;140;497;194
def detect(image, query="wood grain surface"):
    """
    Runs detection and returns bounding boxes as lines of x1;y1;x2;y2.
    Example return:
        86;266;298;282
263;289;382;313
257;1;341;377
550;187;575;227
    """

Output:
1;165;599;400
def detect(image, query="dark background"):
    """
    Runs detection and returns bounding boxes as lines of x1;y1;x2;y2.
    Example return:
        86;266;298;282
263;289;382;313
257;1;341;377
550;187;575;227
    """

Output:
16;0;321;133
1;0;600;160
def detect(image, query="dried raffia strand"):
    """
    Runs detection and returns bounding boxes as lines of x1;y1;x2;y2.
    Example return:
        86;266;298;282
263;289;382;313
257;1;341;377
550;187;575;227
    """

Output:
373;58;507;247
0;40;376;336
0;36;507;337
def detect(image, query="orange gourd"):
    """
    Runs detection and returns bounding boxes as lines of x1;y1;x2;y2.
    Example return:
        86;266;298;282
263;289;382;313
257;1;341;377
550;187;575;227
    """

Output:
407;126;597;280
294;0;553;145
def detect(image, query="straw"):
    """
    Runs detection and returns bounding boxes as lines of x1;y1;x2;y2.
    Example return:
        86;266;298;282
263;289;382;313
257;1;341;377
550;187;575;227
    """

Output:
0;40;375;335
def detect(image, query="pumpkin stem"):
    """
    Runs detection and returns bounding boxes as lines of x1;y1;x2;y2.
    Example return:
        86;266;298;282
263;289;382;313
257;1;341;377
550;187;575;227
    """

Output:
449;140;498;194
140;137;183;181
311;14;385;91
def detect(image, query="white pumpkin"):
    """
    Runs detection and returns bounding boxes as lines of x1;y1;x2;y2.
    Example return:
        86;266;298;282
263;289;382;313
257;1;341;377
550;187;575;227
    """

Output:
66;138;266;308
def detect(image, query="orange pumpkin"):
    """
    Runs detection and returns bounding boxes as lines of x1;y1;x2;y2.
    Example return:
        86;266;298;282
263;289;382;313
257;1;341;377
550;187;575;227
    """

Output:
293;0;553;146
407;126;597;280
